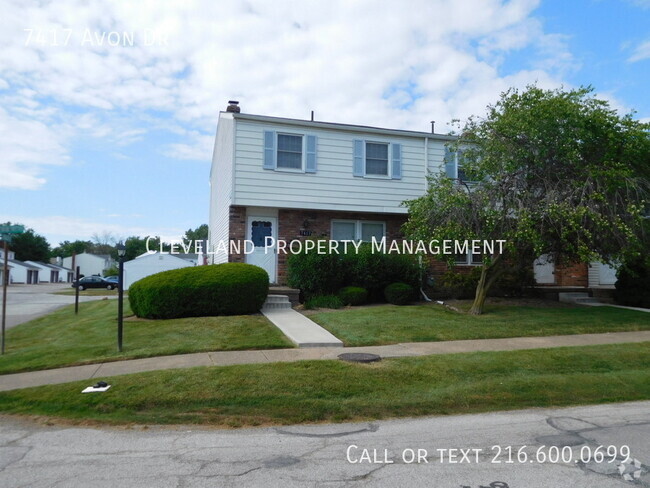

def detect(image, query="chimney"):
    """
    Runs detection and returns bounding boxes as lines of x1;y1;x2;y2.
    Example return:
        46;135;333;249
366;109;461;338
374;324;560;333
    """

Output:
226;100;240;113
430;120;435;133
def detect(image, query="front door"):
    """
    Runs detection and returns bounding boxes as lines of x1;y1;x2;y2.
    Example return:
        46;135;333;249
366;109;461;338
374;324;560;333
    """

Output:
598;262;618;285
533;254;555;284
246;217;277;283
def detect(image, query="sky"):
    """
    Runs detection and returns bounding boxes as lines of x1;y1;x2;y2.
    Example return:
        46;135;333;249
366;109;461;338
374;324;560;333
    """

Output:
0;0;649;247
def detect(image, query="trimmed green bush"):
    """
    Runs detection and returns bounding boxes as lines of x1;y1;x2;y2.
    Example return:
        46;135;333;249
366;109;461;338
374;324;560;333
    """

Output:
128;263;269;319
384;282;415;305
287;241;420;301
338;286;368;306
615;256;650;308
304;294;343;310
287;242;347;298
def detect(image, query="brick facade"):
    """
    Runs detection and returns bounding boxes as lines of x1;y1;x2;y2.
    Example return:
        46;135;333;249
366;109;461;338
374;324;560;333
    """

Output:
227;205;407;284
552;261;589;287
227;204;590;288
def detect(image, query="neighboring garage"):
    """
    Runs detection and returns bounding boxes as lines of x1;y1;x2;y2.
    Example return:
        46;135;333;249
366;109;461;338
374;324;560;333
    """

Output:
123;253;201;289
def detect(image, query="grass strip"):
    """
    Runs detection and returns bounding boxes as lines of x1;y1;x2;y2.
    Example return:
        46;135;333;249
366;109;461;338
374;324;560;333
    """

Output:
0;342;648;427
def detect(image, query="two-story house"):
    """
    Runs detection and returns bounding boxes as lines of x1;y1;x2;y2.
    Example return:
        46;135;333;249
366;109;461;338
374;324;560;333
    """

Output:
208;101;459;284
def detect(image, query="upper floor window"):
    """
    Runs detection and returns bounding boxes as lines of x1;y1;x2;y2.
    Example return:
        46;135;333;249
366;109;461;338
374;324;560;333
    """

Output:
277;134;303;169
264;130;317;173
353;139;402;179
445;146;475;183
365;142;389;176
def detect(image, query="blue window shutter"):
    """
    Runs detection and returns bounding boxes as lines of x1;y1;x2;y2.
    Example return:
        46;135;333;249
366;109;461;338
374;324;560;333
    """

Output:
305;135;317;173
391;143;402;179
444;146;455;178
353;139;364;176
263;130;275;170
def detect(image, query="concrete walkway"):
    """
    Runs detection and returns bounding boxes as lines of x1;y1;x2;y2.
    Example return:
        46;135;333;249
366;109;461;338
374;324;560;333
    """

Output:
1;330;649;392
262;308;343;347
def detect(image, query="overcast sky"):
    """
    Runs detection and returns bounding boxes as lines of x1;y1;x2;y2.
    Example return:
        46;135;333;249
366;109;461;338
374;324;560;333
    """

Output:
1;0;649;246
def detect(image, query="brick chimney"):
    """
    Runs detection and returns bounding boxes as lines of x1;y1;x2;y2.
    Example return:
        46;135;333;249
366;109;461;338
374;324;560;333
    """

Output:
226;100;240;113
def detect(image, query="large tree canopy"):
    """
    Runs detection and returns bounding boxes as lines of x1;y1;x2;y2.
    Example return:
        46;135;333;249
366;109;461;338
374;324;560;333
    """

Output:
2;224;51;262
404;86;650;314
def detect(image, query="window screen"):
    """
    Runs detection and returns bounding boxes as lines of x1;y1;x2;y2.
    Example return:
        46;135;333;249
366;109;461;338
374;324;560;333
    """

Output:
361;222;384;242
365;142;388;175
331;221;356;241
277;134;303;169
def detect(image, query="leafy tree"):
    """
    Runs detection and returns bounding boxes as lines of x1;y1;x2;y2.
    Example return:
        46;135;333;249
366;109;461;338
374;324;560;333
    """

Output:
183;224;208;242
5;226;50;262
50;240;93;258
121;235;161;261
404;86;650;314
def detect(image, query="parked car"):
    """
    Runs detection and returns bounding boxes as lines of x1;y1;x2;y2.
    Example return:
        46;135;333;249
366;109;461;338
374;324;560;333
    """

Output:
104;276;119;284
72;275;116;290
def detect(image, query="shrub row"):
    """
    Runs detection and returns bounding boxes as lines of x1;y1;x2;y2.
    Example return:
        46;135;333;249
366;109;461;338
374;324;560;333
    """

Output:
128;263;269;319
287;242;421;300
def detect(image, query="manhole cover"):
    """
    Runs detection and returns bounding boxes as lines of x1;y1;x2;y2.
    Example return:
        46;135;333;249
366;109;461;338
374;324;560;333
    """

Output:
338;353;381;363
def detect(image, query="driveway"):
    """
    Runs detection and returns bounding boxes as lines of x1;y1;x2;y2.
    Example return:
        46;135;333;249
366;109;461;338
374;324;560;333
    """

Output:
1;283;114;329
0;401;647;487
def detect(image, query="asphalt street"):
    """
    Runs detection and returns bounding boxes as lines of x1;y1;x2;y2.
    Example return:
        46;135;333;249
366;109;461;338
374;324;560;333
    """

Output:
0;401;647;487
1;283;112;329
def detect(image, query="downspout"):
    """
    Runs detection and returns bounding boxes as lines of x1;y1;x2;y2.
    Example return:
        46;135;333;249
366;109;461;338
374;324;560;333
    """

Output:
420;138;432;302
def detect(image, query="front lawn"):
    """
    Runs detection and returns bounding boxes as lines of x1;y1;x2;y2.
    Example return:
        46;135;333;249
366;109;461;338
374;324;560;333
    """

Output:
0;300;293;375
0;342;647;426
309;301;650;346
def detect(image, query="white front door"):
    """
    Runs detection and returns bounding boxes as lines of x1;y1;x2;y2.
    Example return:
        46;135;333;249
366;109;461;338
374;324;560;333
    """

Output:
598;262;618;285
246;216;277;283
533;254;555;284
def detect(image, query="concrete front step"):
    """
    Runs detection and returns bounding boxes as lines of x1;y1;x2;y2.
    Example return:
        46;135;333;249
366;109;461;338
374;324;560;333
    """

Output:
263;294;292;310
269;286;300;307
261;308;344;348
558;292;590;304
575;297;601;304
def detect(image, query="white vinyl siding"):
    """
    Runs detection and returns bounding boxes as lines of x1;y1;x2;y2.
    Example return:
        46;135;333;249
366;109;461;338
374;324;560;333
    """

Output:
233;119;444;214
209;113;235;264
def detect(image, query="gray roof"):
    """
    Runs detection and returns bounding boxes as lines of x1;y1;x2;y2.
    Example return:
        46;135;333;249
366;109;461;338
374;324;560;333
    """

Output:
232;112;457;141
26;261;60;270
0;258;40;270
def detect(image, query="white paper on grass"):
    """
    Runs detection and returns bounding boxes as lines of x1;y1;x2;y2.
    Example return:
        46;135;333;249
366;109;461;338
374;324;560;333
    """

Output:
82;385;111;393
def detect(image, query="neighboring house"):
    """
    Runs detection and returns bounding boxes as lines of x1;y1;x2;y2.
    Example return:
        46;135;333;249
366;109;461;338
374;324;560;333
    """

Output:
0;255;39;284
62;252;115;278
49;257;75;282
209;101;457;284
123;252;199;290
25;261;61;283
48;263;75;283
0;262;12;286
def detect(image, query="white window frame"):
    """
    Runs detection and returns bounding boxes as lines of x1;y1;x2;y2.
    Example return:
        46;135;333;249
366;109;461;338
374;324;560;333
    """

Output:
331;219;386;242
275;132;305;172
454;253;483;266
364;140;390;178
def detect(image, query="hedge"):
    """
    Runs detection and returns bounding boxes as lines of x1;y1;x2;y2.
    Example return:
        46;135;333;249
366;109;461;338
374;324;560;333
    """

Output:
128;263;269;319
338;286;368;306
614;256;650;308
287;242;420;300
384;282;415;305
